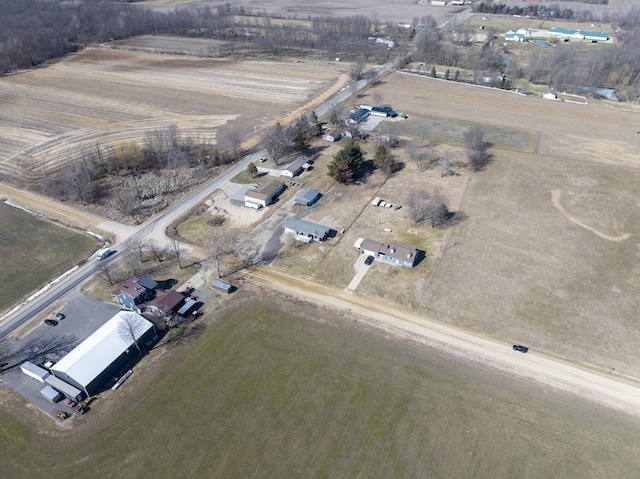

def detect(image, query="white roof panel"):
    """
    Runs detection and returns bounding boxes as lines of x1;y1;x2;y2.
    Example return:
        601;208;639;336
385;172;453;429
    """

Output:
51;311;153;388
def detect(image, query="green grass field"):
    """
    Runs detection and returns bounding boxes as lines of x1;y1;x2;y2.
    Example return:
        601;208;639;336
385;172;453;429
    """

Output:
0;203;98;314
2;297;640;479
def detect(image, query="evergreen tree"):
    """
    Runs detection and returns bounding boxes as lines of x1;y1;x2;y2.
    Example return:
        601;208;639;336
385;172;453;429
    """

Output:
431;66;437;78
293;121;310;154
327;140;364;184
246;162;258;178
454;69;460;81
445;68;450;80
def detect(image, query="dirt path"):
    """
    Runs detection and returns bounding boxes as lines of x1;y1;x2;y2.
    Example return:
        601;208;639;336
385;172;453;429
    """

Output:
0;183;137;244
248;267;640;417
551;189;630;242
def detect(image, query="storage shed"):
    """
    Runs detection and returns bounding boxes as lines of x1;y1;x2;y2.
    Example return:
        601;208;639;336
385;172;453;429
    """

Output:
211;279;234;293
45;375;84;402
20;361;50;383
294;188;321;206
40;385;64;403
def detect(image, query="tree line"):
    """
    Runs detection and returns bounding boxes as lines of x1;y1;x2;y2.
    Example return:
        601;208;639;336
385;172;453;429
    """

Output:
0;1;396;77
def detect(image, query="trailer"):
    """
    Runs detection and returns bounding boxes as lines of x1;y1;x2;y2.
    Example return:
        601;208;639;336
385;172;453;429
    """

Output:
20;361;50;383
95;247;111;261
211;280;234;294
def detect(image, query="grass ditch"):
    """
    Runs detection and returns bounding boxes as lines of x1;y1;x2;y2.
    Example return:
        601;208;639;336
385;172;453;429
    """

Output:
0;203;98;315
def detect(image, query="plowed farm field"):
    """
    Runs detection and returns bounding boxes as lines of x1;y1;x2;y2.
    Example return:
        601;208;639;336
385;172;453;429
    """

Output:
0;48;350;183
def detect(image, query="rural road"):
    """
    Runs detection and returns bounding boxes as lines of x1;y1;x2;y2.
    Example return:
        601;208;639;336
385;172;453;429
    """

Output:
248;267;640;417
0;59;391;337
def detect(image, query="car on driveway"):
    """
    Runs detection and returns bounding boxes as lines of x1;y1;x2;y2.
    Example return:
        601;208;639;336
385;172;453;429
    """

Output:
513;344;528;353
44;319;58;327
364;255;374;265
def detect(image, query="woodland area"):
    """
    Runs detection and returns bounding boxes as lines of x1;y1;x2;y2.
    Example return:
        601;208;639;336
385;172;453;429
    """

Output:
3;1;640;97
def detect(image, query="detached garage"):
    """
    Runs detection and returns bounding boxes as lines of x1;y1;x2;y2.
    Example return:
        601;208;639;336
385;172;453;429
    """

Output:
50;311;156;396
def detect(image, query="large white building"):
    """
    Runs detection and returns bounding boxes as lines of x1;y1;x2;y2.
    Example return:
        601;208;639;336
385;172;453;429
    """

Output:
50;311;156;397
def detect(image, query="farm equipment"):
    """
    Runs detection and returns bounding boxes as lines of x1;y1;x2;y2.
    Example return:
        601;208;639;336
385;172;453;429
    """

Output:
74;395;96;414
57;411;69;421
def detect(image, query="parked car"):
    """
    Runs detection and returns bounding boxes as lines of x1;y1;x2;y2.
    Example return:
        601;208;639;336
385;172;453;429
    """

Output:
364;255;374;265
64;398;77;408
44;319;58;327
512;344;529;353
51;312;65;320
259;157;267;162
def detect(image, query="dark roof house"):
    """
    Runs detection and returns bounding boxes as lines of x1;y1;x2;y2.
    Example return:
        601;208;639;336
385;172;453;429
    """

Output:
150;289;185;316
355;237;420;268
111;275;157;305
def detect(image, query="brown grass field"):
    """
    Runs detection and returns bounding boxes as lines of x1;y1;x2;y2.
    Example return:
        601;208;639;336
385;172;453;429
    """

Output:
0;47;350;183
139;0;461;24
3;294;640;479
265;72;640;378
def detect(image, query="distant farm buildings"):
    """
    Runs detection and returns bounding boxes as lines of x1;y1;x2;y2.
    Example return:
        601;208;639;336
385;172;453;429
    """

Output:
346;108;370;125
549;27;609;41
543;89;558;100
322;129;342;142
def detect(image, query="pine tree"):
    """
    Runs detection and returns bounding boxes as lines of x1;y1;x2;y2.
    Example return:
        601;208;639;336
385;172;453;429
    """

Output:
431;66;437;78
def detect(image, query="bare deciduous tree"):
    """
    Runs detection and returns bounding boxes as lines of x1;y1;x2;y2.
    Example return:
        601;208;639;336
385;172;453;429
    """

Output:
261;123;291;165
225;131;243;161
406;189;449;227
205;227;239;279
127;238;149;264
464;127;489;171
98;262;117;286
117;314;146;353
170;238;185;269
350;56;366;80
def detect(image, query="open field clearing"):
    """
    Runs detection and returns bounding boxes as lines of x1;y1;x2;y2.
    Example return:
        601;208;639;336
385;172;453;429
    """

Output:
2;296;640;479
139;0;461;24
372;73;640;169
423;151;640;375
0;48;350;183
0;203;97;315
261;72;640;377
360;74;640;374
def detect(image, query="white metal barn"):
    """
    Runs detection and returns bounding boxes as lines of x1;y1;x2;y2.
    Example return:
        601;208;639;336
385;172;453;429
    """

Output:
50;311;155;396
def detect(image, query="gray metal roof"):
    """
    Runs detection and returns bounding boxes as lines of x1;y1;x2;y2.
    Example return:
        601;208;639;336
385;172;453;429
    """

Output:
51;311;154;389
294;188;321;205
284;217;330;237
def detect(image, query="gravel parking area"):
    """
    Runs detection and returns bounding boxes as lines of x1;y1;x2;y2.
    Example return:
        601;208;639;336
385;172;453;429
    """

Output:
1;292;120;421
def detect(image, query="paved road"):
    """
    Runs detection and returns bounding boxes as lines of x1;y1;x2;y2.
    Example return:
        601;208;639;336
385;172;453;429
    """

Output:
248;267;640;417
0;60;394;339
